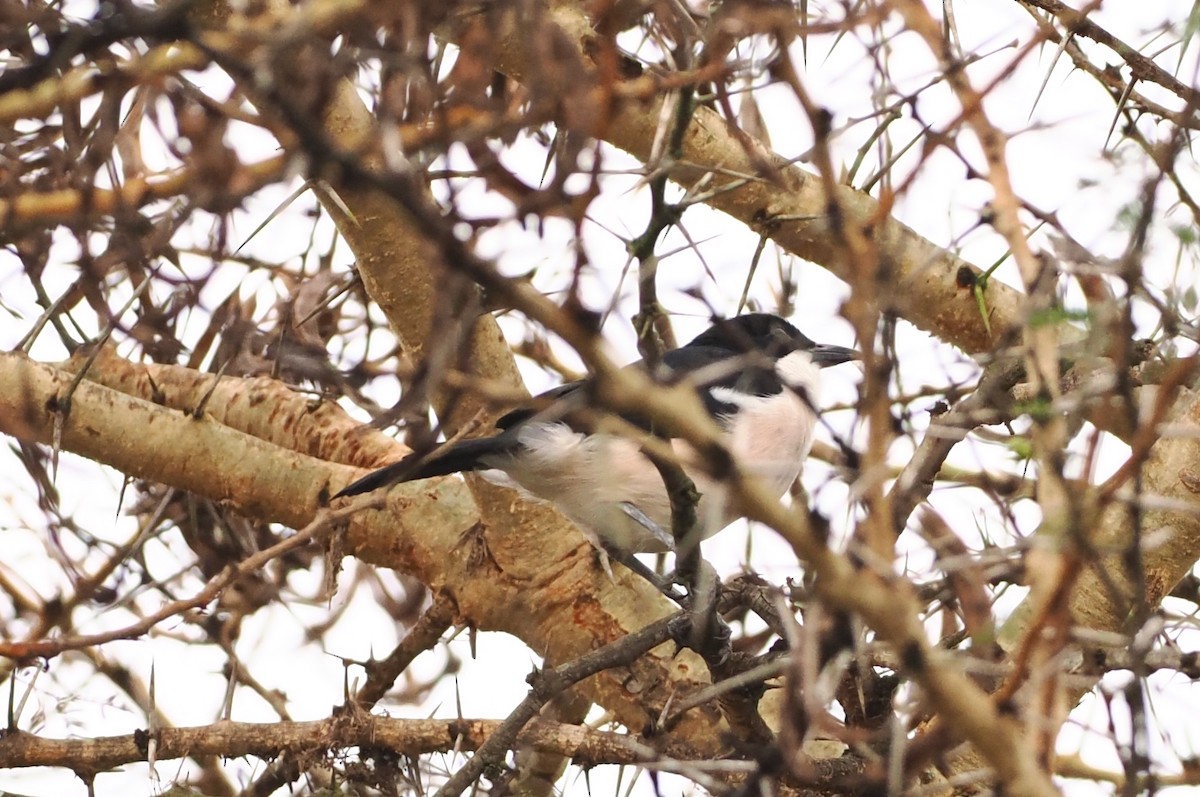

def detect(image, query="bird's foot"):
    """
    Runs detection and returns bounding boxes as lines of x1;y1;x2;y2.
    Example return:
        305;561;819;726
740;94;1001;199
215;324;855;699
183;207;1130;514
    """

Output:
597;545;689;605
596;548;615;582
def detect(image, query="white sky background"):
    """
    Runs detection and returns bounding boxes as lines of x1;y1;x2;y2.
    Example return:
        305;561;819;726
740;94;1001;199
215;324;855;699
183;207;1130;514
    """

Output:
2;0;1200;794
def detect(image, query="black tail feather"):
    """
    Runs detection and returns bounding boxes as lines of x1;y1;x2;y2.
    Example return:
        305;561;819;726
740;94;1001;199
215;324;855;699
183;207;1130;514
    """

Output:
334;436;517;499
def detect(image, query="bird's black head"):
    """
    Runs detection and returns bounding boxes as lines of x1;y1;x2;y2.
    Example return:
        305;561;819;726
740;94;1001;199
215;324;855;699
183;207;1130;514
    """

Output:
687;313;857;367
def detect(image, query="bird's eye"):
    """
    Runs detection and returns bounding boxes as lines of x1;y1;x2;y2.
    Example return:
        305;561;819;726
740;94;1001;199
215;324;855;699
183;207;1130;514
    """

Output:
769;328;793;351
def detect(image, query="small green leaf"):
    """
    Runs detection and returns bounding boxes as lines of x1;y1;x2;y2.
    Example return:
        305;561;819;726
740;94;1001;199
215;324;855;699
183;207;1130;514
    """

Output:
1014;395;1056;423
1183;286;1198;313
973;280;993;339
1170;223;1197;247
1007;436;1035;461
1028;306;1090;328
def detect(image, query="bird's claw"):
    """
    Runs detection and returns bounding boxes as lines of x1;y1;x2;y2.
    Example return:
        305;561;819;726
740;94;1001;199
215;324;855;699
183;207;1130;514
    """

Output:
599;545;690;605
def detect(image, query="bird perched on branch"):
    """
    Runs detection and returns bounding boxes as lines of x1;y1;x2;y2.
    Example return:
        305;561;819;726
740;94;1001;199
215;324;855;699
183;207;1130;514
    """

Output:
336;313;856;565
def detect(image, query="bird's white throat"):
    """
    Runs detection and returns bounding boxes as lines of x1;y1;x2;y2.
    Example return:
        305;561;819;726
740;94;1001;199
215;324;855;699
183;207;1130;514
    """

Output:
775;349;823;395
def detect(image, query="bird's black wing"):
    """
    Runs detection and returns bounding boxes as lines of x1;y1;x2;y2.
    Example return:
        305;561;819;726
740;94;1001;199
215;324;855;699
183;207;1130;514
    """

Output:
500;346;782;431
656;345;782;425
333;435;519;498
494;379;588;430
335;379;590;498
335;341;776;498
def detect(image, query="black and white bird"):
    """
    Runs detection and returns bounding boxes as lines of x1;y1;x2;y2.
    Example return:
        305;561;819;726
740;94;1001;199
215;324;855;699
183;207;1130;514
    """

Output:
335;313;856;559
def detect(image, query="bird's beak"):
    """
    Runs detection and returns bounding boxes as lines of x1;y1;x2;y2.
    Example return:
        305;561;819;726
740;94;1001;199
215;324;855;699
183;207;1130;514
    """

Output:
807;344;859;368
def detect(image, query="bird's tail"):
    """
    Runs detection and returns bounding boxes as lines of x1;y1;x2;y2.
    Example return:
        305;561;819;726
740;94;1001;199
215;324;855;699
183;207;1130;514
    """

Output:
334;436;516;498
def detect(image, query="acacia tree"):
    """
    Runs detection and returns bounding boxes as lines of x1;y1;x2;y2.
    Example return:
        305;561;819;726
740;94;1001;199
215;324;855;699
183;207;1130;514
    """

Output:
1;0;1198;795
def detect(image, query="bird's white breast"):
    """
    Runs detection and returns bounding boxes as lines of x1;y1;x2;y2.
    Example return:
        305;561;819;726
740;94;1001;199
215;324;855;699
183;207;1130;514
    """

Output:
709;350;820;514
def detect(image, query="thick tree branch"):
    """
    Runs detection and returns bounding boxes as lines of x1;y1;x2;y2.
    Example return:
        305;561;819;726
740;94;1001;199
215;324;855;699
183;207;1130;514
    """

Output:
491;2;1031;355
0;716;688;774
